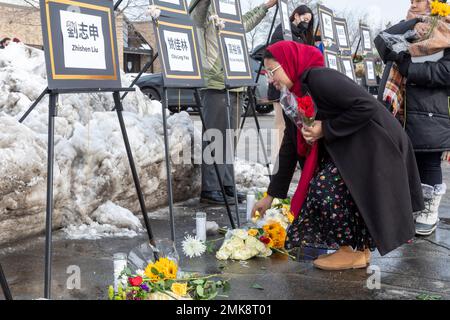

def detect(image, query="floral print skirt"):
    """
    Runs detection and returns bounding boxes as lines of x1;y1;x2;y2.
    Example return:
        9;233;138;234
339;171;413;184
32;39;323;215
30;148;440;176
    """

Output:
285;154;376;252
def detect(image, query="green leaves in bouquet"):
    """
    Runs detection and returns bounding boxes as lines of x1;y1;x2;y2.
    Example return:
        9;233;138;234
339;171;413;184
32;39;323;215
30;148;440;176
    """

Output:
188;278;230;300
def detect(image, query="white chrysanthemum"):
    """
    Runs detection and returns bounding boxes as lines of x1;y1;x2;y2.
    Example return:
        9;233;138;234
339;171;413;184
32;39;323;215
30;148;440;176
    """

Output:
182;235;206;258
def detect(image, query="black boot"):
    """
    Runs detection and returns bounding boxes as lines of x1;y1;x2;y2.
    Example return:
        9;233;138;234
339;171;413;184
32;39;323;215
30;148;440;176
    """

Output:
224;186;246;203
200;191;236;205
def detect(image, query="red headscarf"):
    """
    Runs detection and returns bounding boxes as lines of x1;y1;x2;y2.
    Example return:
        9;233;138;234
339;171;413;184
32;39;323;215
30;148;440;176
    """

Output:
266;41;325;219
266;41;325;97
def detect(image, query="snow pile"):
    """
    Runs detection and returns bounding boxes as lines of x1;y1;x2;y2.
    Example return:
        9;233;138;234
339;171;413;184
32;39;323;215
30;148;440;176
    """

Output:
0;43;201;244
235;158;271;193
64;201;144;240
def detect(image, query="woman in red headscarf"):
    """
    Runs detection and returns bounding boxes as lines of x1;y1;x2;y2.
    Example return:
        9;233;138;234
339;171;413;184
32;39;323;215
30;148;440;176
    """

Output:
252;41;424;270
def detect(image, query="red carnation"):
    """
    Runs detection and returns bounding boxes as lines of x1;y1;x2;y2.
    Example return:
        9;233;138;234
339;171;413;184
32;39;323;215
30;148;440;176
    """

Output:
259;236;271;245
129;276;143;287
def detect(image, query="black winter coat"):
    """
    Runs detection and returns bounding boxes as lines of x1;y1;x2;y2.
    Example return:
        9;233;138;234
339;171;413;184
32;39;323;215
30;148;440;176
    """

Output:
375;21;450;152
268;68;424;256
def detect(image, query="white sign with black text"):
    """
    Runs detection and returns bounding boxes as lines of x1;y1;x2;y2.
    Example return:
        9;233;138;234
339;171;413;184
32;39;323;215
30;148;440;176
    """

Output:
363;30;372;50
327;53;338;71
322;13;334;39
224;37;247;72
336;24;348;48
342;60;354;79
60;10;106;70
281;1;291;31
366;61;375;80
219;0;237;16
163;30;194;72
160;0;181;5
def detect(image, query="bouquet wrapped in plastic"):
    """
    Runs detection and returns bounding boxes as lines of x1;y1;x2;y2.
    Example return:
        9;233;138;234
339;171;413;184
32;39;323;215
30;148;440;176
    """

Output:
279;87;316;130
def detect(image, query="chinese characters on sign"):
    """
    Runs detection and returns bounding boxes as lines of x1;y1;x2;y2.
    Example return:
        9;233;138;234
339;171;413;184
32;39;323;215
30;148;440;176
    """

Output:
163;30;194;72
60;10;106;69
224;37;246;72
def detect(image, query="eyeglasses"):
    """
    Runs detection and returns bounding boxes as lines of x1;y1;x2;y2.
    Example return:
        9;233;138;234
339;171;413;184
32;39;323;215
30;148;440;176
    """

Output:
267;64;282;78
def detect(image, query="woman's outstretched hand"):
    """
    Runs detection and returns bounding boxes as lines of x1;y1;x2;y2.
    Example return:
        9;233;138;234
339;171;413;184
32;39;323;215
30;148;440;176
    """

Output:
301;120;324;144
252;195;274;218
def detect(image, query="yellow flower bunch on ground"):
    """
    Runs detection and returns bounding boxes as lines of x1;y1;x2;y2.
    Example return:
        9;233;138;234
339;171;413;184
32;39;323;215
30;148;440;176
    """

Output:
263;222;287;249
431;0;450;17
144;257;178;281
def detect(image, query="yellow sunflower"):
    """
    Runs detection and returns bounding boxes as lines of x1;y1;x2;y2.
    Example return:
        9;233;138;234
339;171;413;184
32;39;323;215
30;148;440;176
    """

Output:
144;262;161;282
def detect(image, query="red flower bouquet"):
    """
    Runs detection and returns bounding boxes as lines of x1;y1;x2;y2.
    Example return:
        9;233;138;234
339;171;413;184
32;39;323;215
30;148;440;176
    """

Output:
297;95;316;127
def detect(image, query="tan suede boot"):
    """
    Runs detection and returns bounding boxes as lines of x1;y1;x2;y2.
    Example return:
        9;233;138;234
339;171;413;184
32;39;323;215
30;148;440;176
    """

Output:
313;247;370;271
317;248;371;263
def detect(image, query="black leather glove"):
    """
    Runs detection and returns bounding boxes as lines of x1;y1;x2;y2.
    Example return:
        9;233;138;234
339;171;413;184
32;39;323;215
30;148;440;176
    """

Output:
397;54;412;77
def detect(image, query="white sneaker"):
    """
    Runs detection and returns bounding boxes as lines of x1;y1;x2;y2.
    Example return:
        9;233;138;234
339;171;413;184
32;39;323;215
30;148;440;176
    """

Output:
415;184;446;236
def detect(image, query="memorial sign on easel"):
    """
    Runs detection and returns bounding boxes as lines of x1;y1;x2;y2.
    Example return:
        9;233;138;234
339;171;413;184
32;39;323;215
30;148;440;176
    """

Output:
359;23;377;86
211;0;255;87
40;0;121;89
360;23;374;54
278;0;292;40
334;17;356;81
364;58;377;86
316;4;340;72
150;0;188;15
212;0;243;26
39;0;156;299
150;0;204;88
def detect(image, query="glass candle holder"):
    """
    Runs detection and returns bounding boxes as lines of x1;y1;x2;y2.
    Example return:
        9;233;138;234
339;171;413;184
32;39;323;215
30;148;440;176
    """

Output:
246;192;255;222
195;212;207;242
113;252;127;292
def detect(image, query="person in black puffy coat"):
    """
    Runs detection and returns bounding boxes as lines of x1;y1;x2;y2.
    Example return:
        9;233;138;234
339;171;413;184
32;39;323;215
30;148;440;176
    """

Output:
375;0;450;237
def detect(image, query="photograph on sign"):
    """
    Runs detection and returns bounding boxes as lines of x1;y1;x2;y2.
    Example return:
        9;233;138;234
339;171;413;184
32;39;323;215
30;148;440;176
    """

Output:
324;51;339;71
150;0;188;16
39;0;121;89
153;17;204;87
279;0;293;40
218;30;254;87
334;18;350;51
341;57;356;81
212;0;242;25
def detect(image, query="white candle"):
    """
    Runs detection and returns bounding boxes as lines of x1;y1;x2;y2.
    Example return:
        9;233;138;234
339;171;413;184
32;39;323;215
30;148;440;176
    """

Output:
196;212;207;242
246;192;255;222
113;253;128;292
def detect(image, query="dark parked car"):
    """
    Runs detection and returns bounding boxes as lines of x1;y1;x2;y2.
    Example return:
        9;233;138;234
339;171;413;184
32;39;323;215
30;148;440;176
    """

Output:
135;45;273;114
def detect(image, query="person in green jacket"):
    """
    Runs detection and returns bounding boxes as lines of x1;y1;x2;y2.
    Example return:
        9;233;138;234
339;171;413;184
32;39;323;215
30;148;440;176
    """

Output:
191;0;278;205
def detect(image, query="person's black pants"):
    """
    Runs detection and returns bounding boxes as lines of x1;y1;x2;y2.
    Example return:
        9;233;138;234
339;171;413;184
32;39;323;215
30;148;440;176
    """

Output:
415;152;443;186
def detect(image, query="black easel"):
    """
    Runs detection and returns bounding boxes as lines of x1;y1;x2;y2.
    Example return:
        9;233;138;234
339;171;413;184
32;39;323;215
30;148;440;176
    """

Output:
0;262;12;300
20;87;157;299
238;4;280;180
